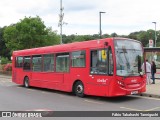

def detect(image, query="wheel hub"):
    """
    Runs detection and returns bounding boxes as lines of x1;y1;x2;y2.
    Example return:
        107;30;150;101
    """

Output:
77;85;83;93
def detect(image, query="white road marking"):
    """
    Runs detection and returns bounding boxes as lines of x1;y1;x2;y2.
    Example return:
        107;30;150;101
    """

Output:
132;95;160;101
84;99;104;105
120;106;160;111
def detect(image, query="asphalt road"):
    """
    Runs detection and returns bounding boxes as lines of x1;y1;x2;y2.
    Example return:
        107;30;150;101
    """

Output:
0;75;160;120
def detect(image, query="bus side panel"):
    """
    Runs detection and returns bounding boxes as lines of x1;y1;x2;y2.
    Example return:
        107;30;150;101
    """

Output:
16;69;25;85
42;73;71;92
70;68;111;97
30;72;63;89
12;67;24;85
29;72;71;92
70;67;93;94
60;73;71;91
30;72;43;87
85;84;108;97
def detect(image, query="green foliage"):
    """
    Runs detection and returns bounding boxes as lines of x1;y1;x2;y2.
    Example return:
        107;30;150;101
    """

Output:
137;31;148;47
3;16;60;52
0;27;11;59
103;34;110;38
128;32;139;40
1;57;9;65
111;33;118;37
128;29;160;47
62;34;97;44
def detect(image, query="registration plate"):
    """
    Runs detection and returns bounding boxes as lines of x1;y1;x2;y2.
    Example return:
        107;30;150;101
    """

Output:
131;91;138;95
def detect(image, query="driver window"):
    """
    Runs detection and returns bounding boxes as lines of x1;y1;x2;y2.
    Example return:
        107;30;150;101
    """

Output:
90;49;108;74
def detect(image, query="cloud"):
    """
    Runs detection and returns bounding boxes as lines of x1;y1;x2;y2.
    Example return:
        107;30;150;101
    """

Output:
0;0;160;35
63;0;98;12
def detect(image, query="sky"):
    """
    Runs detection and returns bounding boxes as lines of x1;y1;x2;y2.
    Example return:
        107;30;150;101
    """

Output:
0;0;160;35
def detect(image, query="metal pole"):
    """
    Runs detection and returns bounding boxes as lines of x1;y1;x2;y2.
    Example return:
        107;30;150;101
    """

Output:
155;23;157;47
99;12;106;39
99;12;101;39
58;0;67;44
152;22;157;47
60;0;63;44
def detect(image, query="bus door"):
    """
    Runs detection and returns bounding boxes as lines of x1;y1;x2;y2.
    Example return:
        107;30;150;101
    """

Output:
32;55;43;86
55;53;70;84
88;49;114;96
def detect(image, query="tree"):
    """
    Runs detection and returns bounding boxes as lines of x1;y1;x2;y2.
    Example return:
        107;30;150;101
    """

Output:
103;34;110;38
0;27;10;59
111;32;118;37
128;32;138;40
137;31;148;47
3;16;60;52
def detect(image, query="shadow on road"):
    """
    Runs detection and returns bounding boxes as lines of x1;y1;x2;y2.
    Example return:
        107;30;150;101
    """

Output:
15;85;140;103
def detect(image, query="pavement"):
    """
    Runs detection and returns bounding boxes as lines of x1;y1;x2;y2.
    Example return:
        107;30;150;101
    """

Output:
139;79;160;98
0;74;160;98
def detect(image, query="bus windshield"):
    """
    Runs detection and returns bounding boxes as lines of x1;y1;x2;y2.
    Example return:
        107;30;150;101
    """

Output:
114;39;144;76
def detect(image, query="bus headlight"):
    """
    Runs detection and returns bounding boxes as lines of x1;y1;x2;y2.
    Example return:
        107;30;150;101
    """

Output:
118;81;125;87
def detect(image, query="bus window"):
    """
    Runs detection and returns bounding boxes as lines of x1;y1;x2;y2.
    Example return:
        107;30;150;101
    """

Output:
23;56;31;70
90;49;108;74
16;56;23;68
43;54;54;72
32;55;42;72
71;51;86;67
56;53;69;72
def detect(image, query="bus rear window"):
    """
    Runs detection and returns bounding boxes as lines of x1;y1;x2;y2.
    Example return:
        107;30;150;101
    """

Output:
15;57;23;68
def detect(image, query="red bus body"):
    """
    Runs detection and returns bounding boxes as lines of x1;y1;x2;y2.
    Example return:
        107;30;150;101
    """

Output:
12;38;146;97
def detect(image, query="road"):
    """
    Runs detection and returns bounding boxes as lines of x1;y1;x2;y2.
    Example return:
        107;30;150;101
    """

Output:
0;74;160;119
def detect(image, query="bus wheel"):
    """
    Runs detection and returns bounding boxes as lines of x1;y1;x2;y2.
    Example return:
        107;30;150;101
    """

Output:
74;81;84;97
24;77;29;88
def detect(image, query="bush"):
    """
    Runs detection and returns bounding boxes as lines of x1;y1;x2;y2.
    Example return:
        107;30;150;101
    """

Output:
1;57;9;65
3;63;12;71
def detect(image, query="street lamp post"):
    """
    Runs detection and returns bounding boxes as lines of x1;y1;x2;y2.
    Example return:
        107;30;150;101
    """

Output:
99;11;106;39
58;0;67;44
152;22;157;47
59;0;63;44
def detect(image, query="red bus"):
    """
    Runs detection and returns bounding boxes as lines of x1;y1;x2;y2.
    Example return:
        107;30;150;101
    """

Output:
12;38;146;97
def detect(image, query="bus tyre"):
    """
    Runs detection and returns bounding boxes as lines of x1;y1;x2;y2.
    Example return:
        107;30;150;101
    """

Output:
74;81;84;97
24;77;29;88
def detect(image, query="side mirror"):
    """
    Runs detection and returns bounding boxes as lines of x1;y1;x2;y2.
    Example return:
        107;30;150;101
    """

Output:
140;72;143;76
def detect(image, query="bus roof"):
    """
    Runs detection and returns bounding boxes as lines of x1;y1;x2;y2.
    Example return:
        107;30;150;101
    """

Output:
12;37;132;56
